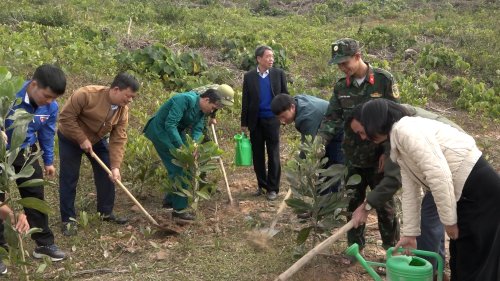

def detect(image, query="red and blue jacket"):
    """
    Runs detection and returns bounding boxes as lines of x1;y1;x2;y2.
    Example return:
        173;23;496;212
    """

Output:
6;81;58;166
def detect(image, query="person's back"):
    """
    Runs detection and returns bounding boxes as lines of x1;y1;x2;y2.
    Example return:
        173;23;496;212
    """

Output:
294;95;329;139
144;92;202;148
391;116;481;193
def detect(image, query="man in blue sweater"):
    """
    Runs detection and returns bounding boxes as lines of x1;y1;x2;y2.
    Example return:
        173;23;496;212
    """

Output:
0;64;67;264
241;46;289;201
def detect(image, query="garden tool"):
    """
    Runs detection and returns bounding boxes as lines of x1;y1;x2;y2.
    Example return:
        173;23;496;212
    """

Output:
345;243;443;281
259;188;292;238
210;124;235;206
90;152;177;233
275;220;355;281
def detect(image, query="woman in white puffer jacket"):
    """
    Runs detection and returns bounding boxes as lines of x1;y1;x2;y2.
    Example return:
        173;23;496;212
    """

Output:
357;99;500;281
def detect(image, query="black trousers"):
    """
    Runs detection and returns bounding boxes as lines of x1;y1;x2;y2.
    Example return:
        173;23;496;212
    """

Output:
449;157;500;281
249;117;281;193
58;132;115;222
0;147;55;246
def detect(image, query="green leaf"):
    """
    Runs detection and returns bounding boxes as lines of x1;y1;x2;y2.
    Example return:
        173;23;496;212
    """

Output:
318;164;345;177
18;179;45;188
296;226;312;245
3;219;18;248
12;165;35;180
196;190;210;200
36;263;47;274
346;174;362;186
0;245;7;258
318;174;342;194
171;159;185;168
285;198;312;212
17;197;53;215
7;147;20;167
23;149;44;168
173;191;187;198
25;227;43;237
9;122;29;150
178;187;193;198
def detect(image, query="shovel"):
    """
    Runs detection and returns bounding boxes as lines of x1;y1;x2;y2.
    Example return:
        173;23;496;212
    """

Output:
210;124;235;205
260;188;292;237
90;151;176;232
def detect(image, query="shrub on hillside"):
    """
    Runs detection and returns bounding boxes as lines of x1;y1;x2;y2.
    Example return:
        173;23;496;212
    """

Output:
221;37;288;71
417;44;470;73
116;43;208;90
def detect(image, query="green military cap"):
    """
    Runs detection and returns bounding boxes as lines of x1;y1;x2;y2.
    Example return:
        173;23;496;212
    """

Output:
328;38;360;65
217;84;234;107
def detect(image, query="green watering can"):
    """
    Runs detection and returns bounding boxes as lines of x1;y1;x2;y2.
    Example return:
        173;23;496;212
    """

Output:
346;243;443;281
234;133;252;166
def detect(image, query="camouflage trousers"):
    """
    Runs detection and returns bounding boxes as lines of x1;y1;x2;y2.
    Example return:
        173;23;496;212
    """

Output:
346;166;400;250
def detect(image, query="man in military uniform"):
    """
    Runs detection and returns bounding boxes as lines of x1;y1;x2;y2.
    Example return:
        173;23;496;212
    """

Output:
318;38;400;262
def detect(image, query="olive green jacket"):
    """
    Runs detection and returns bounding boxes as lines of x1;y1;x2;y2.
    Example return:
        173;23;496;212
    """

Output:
318;64;400;168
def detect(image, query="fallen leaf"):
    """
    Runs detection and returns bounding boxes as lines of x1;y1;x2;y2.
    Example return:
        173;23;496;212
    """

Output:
130;205;141;213
153;250;168;261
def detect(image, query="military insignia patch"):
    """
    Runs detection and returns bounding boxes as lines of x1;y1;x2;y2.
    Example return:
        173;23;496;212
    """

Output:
392;84;400;98
333;45;339;51
370;92;382;98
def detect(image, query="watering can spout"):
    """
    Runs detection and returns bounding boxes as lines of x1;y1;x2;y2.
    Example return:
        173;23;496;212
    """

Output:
345;244;384;281
346;243;443;281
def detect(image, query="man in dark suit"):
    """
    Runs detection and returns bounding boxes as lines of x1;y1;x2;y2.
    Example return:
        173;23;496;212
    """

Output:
241;45;289;200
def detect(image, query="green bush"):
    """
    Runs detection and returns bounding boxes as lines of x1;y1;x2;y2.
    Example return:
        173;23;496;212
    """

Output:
359;26;416;52
398;76;428;106
116;43;208;90
252;0;287;17
155;2;187;24
221;36;289;71
417;45;470;73
455;78;499;119
32;6;72;27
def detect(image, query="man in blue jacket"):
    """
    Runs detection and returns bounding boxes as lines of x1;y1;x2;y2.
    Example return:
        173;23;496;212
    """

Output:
144;89;222;220
0;64;67;262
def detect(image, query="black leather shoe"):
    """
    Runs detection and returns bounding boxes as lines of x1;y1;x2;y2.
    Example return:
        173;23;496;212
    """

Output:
172;211;195;221
102;213;128;224
253;188;264;196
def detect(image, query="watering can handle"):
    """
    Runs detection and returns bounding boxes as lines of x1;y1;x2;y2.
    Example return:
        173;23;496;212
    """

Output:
387;247;444;281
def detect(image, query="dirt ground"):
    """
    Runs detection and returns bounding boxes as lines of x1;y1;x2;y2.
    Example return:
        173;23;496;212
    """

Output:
7;101;495;280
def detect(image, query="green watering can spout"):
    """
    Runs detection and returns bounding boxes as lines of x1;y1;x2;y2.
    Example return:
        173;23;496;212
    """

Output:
346;244;384;281
346;243;443;281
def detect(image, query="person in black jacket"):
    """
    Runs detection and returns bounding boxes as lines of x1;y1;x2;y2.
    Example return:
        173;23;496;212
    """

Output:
241;45;289;201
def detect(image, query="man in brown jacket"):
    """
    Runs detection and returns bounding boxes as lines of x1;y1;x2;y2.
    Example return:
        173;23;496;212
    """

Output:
58;73;139;236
